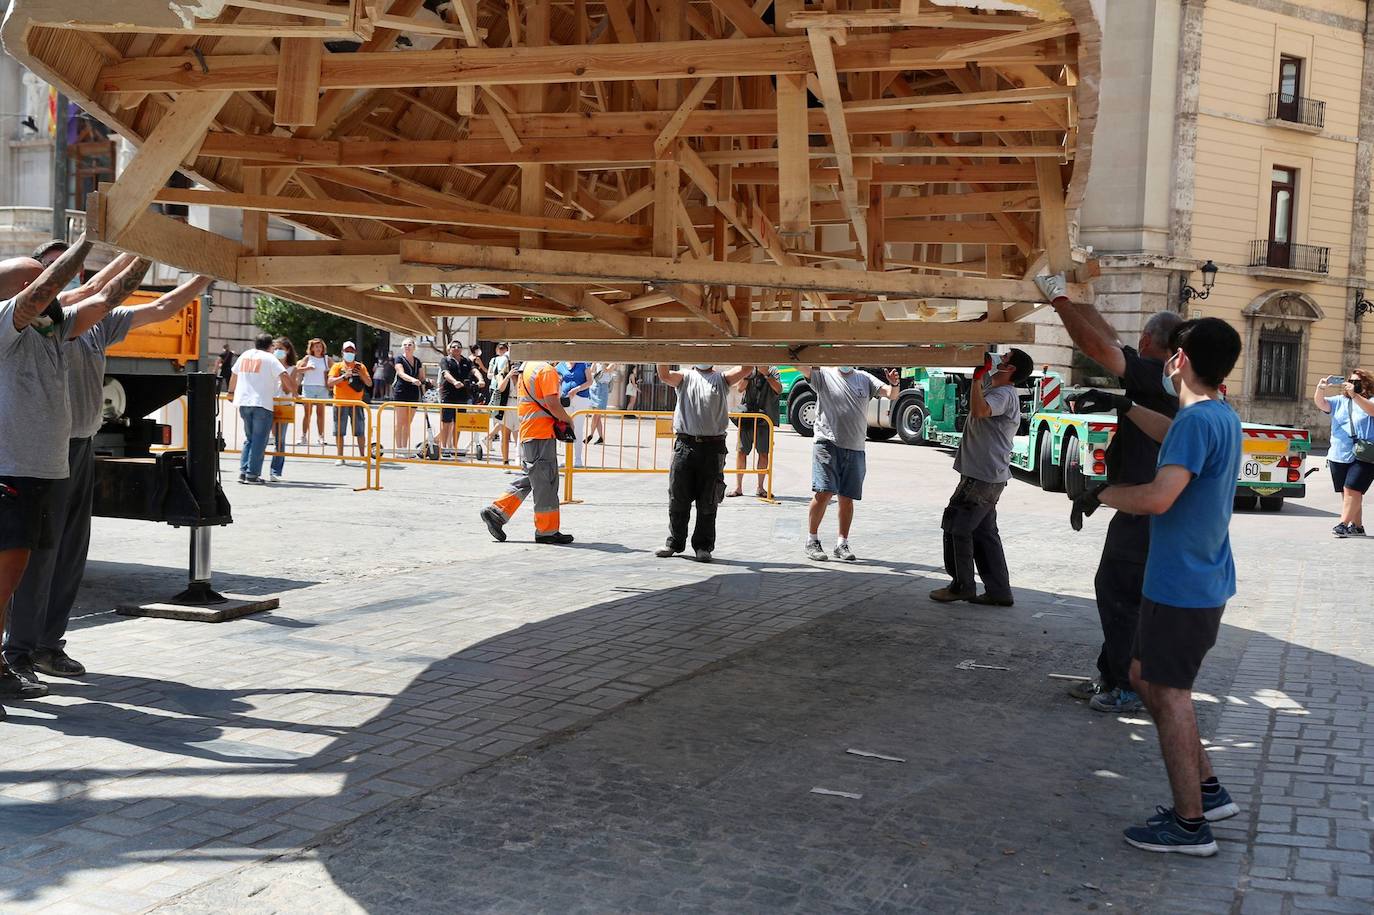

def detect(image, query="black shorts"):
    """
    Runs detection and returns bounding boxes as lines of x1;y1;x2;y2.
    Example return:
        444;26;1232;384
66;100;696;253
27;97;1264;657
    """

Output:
1330;460;1374;494
0;476;58;553
1132;598;1224;690
737;416;771;455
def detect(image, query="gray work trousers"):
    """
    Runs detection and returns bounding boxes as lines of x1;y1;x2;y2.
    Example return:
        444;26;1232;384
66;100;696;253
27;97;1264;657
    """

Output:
5;437;93;665
491;437;562;533
940;475;1011;601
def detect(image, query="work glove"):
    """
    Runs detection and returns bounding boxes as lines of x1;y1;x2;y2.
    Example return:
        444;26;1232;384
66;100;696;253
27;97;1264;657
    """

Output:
972;352;994;381
1070;483;1108;532
1067;389;1132;416
1035;273;1071;305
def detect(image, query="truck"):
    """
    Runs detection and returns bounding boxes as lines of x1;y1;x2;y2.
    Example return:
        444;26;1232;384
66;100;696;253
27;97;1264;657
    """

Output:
919;368;1313;511
778;366;934;444
94;286;233;604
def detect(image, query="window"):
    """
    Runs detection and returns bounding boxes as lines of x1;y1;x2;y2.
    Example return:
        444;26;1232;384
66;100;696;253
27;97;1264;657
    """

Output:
1276;55;1303;121
1267;166;1296;268
1256;330;1301;398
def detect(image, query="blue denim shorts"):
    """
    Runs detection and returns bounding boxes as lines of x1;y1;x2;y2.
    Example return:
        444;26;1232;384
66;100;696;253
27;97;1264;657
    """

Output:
811;440;865;500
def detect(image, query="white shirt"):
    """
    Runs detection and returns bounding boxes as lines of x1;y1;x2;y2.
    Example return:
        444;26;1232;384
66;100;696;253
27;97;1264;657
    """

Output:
300;355;327;387
232;348;289;410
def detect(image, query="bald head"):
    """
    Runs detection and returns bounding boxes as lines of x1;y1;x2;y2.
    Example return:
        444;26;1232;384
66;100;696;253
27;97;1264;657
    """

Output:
0;257;45;301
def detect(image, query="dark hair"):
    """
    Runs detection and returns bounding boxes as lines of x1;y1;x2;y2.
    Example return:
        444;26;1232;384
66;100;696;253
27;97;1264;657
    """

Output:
254;333;274;350
31;240;69;262
273;335;298;366
1350;368;1373;398
1006;348;1034;384
1169;318;1241;389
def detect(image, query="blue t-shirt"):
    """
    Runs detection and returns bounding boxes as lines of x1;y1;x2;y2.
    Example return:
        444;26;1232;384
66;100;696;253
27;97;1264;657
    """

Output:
557;362;589;399
1327;396;1374;464
1143;399;1243;609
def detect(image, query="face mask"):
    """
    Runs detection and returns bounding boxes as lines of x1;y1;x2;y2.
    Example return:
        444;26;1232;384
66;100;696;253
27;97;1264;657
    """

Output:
273;349;287;360
29;300;63;337
1162;352;1178;397
837;365;855;373
343;352;355;363
694;364;713;370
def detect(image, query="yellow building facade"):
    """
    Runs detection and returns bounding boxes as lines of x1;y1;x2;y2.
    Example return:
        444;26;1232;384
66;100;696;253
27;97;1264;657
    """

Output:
1046;0;1374;441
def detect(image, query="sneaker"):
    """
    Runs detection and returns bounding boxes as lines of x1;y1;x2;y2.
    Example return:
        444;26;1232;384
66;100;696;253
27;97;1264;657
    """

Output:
243;476;265;485
1067;677;1106;701
1124;809;1217;856
474;444;484;461
655;546;683;558
268;473;282;483
928;586;975;603
833;543;857;562
1350;525;1367;537
1334;523;1352;538
32;648;85;678
969;593;1014;607
535;532;575;545
1089;687;1144;714
1034;272;1069;303
0;703;6;722
238;472;246;483
1201;786;1241;822
694;549;712;563
0;663;48;699
479;507;507;543
805;540;828;561
335;459;346;466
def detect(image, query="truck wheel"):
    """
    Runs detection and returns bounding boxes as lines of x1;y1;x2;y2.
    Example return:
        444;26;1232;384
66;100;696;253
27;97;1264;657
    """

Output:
867;427;897;442
1062;432;1086;501
896;398;929;445
1037;428;1064;492
788;390;817;437
1258;496;1285;512
1233;494;1258;512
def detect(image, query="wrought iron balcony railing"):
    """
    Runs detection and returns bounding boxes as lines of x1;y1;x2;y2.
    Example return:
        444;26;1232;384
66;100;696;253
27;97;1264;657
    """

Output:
1248;239;1329;274
1267;92;1325;129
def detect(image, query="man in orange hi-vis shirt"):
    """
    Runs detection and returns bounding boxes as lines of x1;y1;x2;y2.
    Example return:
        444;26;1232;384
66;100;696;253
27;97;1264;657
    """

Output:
480;361;575;544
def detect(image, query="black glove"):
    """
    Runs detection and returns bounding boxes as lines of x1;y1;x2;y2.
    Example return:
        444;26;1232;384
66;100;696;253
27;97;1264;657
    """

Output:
1067;389;1132;416
1070;484;1108;532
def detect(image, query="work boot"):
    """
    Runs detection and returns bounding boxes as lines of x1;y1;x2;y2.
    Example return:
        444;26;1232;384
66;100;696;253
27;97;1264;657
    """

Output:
0;661;49;699
479;507;507;542
33;648;85;678
693;549;712;563
928;586;975;603
655;546;683;558
535;532;575;545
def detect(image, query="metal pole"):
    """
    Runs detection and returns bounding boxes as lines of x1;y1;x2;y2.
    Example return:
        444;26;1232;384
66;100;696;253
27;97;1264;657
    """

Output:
51;93;68;240
189;527;212;586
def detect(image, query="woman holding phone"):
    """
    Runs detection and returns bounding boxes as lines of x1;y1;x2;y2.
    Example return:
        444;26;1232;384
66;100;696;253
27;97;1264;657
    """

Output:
296;337;330;447
1314;368;1374;537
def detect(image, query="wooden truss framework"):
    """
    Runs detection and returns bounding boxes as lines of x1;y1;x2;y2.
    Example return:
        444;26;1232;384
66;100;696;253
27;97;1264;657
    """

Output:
3;0;1101;364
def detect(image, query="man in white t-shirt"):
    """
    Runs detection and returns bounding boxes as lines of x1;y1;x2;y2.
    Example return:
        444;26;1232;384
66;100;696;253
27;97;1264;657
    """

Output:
230;333;297;483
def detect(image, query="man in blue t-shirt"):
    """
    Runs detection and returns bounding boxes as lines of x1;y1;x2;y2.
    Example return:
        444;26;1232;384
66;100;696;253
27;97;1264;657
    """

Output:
1070;318;1243;858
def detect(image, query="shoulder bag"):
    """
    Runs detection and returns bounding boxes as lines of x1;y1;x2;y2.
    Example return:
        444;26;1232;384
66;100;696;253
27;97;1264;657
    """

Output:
520;373;576;443
1349;405;1374;463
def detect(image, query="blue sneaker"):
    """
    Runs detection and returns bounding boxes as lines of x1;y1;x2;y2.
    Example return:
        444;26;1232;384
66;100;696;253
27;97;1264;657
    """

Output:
1089;687;1144;714
1127;808;1218;856
1202;786;1240;822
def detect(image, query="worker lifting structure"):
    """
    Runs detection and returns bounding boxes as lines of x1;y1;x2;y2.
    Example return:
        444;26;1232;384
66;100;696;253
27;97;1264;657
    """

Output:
1;0;1102;366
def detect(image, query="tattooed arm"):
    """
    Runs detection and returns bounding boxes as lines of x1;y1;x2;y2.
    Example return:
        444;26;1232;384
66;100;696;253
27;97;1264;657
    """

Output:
10;233;92;330
127;275;211;330
58;252;135;306
65;257;153;339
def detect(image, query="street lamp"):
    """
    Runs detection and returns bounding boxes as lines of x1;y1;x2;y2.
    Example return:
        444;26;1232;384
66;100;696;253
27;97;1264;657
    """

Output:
1179;259;1219;306
1356;289;1374;321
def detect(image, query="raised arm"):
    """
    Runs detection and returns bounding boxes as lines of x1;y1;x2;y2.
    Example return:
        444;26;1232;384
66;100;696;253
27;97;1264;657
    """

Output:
876;368;901;400
65;256;153;338
58;252;134;306
1037;274;1127;377
656;363;683;387
722;364;752;386
1348;384;1374;418
11;233;92;330
126;275;211;330
1313;376;1335;413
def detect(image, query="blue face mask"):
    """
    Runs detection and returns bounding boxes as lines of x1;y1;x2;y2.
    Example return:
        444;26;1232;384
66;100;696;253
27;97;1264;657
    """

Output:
273;349;287;360
837;365;855;373
694;364;713;370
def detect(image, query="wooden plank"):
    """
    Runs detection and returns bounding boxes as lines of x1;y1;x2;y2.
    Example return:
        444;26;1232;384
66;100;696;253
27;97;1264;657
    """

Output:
204;133;654;167
776;72;810;236
395;240;1094;304
653;155;681;258
1034;135;1073;272
485;318;1033;344
807;28;866;251
882;220;1013;245
273;37;322;126
99;204;244;282
101;92;231;244
707;0;774;38
507;343;988;365
843;85;1072;113
527;284;631;335
936;19;1076;61
653;76;718;157
150;187;650;239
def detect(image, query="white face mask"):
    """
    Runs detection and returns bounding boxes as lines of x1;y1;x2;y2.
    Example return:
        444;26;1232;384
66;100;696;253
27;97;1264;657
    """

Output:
694;364;713;370
273;349;287;360
1162;351;1179;398
343;352;355;363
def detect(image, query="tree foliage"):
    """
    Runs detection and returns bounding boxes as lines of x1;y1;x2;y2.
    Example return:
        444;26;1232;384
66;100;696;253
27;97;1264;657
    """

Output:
253;295;381;355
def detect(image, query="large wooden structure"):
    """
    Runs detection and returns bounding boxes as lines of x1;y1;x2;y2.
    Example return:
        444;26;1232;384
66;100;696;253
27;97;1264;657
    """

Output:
3;0;1101;364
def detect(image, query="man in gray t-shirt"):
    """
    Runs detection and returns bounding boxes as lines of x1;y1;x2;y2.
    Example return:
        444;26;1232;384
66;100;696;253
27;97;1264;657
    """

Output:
931;349;1033;608
655;363;752;562
804;366;899;562
7;273;208;686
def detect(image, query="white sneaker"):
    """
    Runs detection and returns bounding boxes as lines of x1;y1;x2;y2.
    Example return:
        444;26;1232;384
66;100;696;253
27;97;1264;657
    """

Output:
268;473;282;483
335;459;346;466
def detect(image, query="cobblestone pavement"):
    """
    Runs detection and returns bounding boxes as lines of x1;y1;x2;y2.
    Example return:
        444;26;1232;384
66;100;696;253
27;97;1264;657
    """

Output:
0;428;1369;913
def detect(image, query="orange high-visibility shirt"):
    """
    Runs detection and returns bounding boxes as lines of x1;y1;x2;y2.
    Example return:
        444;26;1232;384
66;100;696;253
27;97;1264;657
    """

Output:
518;362;561;440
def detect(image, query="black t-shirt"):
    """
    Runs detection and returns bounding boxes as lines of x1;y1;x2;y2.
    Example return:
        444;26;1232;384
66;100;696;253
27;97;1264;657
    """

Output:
1106;346;1180;486
440;355;475;402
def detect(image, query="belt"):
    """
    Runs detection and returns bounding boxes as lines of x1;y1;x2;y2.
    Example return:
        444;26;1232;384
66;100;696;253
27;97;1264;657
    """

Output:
675;433;726;444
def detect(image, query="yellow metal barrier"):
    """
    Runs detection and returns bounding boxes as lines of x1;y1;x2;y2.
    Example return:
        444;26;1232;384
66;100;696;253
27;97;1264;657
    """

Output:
218;394;376;491
369;400;521;490
562;409;776;504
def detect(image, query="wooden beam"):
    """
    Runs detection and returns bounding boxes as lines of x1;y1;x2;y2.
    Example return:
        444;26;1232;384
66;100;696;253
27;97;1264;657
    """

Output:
91;199;244;281
101;92;231;244
274;37;323;126
653;155;680;258
150;187;650;239
1034;135;1073;272
396;240;1094;304
730;163;1040;185
507;343;987;365
808;28;866;251
882;220;1012;245
653;76;718;157
527;284;631;335
776;73;810;236
484;319;1033;344
842;85;1073;113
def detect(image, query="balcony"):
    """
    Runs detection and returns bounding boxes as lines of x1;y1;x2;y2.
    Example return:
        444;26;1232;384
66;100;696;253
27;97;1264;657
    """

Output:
1246;239;1330;280
1266;92;1325;132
